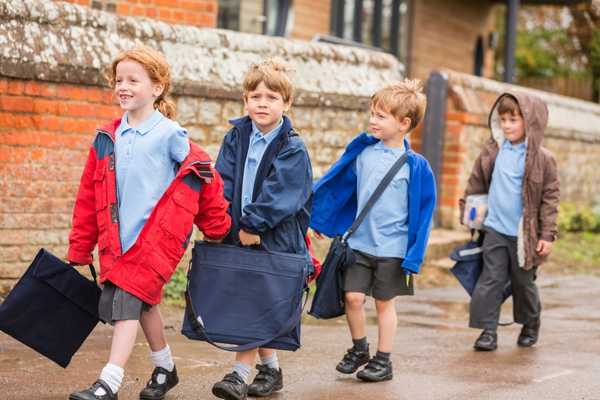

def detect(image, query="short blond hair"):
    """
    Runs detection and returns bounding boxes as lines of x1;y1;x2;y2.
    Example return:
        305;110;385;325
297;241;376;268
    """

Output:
371;79;427;131
243;59;294;103
107;46;175;118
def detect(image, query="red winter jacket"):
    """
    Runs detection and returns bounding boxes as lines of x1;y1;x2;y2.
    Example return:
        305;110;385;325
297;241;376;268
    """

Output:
68;119;231;304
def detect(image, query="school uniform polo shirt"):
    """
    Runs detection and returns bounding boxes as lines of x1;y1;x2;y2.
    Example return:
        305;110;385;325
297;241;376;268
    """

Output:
115;110;190;252
240;119;283;213
484;139;527;237
347;141;410;258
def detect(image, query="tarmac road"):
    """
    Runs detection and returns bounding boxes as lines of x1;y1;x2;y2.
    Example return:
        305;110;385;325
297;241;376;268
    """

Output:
1;275;599;400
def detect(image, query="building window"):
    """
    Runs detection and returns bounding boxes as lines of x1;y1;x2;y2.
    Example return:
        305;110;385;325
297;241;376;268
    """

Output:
217;0;293;36
331;0;410;62
264;0;294;36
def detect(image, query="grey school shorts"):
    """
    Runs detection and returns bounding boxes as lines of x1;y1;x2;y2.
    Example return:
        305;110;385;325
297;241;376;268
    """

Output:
343;250;414;300
98;282;151;325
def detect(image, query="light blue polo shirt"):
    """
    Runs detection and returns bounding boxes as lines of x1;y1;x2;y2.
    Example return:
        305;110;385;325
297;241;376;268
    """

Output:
347;141;410;258
115;110;190;252
484;139;527;237
241;120;283;213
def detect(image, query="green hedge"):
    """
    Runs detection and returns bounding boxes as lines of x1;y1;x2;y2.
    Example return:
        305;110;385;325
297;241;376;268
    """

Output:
557;202;600;233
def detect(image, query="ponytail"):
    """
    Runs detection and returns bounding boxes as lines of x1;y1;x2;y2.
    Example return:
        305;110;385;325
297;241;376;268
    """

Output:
155;96;176;119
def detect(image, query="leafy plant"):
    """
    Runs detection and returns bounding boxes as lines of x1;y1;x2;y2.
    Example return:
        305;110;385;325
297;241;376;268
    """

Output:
163;265;188;306
557;202;600;233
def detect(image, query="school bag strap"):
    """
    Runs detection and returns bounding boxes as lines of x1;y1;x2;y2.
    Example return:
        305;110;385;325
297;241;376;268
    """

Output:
342;152;409;242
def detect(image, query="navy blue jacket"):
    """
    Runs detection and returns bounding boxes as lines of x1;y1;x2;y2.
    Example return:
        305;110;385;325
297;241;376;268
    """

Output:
215;116;313;255
310;133;436;273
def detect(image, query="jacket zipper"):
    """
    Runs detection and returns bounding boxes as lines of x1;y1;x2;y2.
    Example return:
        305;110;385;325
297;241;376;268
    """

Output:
97;129;123;256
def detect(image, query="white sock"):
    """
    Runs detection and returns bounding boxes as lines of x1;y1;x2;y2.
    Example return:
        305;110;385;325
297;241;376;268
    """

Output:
98;363;124;395
260;352;279;370
151;345;174;372
233;361;251;383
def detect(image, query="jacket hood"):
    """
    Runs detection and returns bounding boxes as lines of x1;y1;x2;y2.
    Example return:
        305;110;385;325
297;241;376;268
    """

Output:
488;91;548;151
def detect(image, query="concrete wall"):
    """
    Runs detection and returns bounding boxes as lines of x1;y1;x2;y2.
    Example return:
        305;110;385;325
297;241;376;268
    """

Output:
0;0;403;287
437;70;600;228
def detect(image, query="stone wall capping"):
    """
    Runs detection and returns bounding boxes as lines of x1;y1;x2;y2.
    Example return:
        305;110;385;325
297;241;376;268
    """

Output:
1;0;403;109
444;69;600;143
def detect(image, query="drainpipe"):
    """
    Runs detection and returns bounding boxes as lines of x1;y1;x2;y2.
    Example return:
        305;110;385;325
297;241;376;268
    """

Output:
504;0;519;83
422;71;448;227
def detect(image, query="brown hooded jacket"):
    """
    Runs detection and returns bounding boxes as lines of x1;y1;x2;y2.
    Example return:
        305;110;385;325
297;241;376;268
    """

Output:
459;92;560;269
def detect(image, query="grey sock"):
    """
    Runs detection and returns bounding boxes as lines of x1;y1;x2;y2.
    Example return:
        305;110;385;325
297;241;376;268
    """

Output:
232;361;251;383
260;352;279;370
352;337;369;352
375;351;391;362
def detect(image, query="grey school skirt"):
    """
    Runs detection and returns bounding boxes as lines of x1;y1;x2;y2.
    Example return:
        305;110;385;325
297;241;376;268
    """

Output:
98;282;151;325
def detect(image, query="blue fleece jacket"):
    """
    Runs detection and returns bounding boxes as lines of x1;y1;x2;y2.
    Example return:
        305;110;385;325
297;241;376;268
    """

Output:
310;133;436;273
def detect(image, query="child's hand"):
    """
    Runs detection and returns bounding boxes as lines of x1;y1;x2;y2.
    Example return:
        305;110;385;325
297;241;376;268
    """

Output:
312;229;325;240
536;240;553;256
239;229;261;246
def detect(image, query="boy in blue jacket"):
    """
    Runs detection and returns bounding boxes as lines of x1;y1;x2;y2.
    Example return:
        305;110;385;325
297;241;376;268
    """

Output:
211;60;313;400
311;79;436;382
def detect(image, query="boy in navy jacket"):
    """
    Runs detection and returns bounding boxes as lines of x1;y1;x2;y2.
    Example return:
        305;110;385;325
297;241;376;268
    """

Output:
311;80;436;382
211;60;313;400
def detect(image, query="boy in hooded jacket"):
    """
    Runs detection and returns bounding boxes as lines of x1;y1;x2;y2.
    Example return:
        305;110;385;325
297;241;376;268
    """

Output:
460;92;560;351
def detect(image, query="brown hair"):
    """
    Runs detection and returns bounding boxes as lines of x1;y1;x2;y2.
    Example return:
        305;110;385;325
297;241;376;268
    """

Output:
497;95;521;116
107;46;176;118
371;79;427;131
242;59;294;103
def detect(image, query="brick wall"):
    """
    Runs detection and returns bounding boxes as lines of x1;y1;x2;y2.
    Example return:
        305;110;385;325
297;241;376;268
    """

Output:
290;0;332;41
58;0;218;26
437;71;600;228
0;0;402;288
409;0;497;80
0;79;120;289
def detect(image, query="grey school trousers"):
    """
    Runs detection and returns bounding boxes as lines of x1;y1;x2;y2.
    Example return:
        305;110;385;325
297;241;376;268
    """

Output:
469;228;541;330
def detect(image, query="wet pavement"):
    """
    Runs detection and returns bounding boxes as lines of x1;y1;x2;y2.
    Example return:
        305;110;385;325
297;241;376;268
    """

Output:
1;275;600;400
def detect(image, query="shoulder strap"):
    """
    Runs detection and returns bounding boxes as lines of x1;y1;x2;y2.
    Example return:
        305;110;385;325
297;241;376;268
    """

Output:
343;152;409;241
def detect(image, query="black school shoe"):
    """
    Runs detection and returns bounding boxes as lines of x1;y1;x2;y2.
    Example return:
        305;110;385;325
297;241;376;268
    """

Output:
247;365;283;397
336;347;370;374
517;320;540;347
212;372;248;400
474;329;498;351
356;357;393;382
139;365;179;400
69;380;118;400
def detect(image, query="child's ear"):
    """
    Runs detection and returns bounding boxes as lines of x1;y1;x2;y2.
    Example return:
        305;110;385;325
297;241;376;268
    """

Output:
153;83;165;98
400;116;412;131
283;97;293;112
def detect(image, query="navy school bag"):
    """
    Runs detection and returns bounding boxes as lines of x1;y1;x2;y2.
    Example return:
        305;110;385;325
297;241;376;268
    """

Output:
182;241;310;351
0;249;102;368
450;232;512;301
309;153;409;319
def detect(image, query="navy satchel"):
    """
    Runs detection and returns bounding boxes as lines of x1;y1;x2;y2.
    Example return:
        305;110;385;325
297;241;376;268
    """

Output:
450;235;512;301
309;153;409;319
0;249;101;368
182;241;309;351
